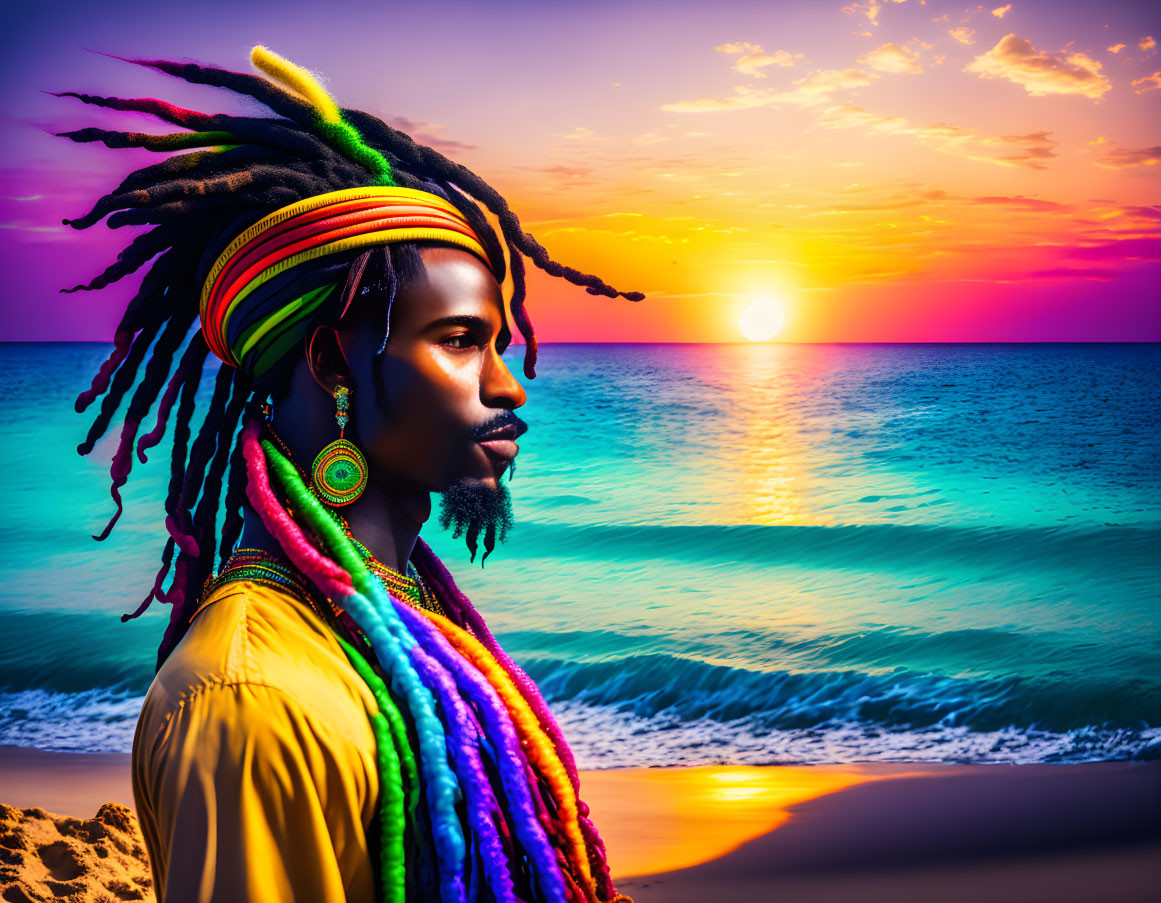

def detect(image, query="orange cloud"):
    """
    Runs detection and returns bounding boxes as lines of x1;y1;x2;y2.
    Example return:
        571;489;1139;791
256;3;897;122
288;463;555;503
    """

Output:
862;42;924;73
383;116;477;153
1096;145;1161;169
1132;71;1161;92
992;4;1012;18
518;163;598;188
965;34;1111;99
1140;36;1157;51
971;196;1068;211
842;0;909;28
557;126;607;142
1107;43;1126;54
662;69;875;112
949;27;976;46
715;42;804;77
820;105;1058;168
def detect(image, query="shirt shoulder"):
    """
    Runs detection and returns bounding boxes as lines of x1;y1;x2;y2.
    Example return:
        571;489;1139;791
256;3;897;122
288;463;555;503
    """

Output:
130;581;381;901
134;680;377;902
134;579;379;771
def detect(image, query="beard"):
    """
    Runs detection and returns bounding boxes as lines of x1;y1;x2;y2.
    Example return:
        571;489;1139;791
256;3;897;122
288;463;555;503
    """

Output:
437;472;515;566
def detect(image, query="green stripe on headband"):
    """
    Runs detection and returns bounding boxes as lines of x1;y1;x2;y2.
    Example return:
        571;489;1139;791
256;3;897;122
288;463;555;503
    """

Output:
235;283;336;377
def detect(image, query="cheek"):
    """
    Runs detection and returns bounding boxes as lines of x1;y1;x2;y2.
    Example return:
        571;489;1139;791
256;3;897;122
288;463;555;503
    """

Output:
354;355;478;479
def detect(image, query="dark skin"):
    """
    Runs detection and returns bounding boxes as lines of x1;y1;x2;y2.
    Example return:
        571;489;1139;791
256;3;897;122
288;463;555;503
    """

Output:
238;245;528;573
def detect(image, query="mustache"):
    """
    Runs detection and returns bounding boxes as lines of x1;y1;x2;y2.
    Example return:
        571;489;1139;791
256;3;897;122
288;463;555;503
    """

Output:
472;410;529;441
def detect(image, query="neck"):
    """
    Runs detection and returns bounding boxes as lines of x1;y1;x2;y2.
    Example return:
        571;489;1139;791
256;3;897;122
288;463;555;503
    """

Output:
238;482;428;575
338;477;431;573
238;419;432;575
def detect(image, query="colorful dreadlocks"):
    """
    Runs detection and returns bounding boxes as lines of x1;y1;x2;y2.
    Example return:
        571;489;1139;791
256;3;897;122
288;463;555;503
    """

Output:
63;45;642;903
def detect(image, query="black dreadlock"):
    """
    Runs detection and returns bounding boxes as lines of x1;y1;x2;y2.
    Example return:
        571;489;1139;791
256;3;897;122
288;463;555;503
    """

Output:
61;52;643;671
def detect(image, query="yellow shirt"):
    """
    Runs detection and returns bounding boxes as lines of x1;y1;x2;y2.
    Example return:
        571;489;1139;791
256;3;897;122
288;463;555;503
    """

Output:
132;579;381;902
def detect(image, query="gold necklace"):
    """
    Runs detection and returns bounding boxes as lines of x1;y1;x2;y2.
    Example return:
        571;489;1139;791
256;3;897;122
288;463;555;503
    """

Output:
337;518;446;618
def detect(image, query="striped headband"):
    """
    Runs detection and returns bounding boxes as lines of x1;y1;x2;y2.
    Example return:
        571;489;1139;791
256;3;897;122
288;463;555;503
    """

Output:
199;186;495;375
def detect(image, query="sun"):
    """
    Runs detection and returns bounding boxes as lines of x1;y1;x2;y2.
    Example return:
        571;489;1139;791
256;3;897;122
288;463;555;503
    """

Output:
738;298;786;342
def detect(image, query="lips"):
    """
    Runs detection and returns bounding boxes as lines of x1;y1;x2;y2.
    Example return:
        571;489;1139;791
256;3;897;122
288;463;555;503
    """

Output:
478;437;519;460
476;424;519;460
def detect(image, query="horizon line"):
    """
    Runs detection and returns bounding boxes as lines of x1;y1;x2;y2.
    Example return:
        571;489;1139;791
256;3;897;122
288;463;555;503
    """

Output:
2;339;1158;347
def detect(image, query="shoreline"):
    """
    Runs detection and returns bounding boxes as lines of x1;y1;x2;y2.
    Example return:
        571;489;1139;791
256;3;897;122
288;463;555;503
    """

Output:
2;746;1159;901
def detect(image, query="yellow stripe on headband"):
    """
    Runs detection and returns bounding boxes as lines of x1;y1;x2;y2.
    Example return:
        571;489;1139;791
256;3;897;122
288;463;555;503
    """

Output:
214;226;491;366
200;186;467;320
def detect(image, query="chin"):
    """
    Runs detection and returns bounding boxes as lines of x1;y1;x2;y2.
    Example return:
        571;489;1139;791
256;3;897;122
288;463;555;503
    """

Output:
469;470;505;491
469;452;512;486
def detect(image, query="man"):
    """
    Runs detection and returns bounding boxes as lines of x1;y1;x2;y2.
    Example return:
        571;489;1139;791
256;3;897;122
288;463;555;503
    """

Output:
63;45;642;902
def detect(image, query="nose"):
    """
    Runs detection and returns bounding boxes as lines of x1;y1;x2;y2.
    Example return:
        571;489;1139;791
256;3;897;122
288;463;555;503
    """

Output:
482;346;527;410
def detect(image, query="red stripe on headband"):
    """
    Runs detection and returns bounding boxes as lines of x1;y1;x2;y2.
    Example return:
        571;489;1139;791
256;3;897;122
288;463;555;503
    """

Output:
200;190;493;366
209;205;472;314
211;212;481;316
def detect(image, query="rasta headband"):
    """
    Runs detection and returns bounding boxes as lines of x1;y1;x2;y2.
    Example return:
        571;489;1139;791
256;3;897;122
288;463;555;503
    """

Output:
200;185;496;374
195;46;498;378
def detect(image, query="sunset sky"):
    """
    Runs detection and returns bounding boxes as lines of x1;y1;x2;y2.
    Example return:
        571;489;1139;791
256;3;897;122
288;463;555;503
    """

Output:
0;0;1157;342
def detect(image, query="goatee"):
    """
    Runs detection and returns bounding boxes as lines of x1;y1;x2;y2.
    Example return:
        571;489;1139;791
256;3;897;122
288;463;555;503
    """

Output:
437;476;514;566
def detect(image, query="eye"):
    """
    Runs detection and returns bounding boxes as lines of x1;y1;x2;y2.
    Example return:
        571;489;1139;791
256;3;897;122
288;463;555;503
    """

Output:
441;331;479;350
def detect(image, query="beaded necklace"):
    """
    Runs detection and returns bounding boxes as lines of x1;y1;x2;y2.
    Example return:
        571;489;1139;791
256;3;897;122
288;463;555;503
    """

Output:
203;544;444;623
197;547;320;619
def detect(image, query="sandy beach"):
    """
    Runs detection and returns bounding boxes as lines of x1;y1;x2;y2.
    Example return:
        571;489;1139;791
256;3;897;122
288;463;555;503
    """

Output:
1;746;1158;902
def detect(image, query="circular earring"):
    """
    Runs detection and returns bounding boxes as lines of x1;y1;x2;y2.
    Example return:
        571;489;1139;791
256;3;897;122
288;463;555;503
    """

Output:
311;385;368;506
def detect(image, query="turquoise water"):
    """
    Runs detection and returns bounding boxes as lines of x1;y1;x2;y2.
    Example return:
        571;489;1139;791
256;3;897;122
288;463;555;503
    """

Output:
0;341;1158;765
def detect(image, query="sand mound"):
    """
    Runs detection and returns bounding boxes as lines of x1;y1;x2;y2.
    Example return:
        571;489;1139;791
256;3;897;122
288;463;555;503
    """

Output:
0;802;153;903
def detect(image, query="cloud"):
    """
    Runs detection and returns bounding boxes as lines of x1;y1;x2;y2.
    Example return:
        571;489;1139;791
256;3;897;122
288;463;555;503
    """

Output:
822;106;909;131
780;69;877;104
660;85;781;113
1107;44;1126;54
518;163;597;188
384;116;477;153
557;126;607;142
633;129;670;145
1064;238;1161;262
714;42;803;77
1096;145;1161;169
1102;205;1161;222
662;69;875;112
0;222;64;233
842;0;909;28
1133;72;1161;92
971;196;1068;211
862;43;924;73
1024;267;1118;281
820;105;1058;168
965;34;1111;99
988;131;1059;168
1141;36;1157;52
949;27;975;46
992;4;1012;18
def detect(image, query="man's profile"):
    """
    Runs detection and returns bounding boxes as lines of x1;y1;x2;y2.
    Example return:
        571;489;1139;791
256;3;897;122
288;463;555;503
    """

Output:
61;45;642;902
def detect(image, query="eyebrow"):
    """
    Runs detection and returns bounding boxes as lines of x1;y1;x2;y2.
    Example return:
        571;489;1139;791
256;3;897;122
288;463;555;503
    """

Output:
424;314;493;332
424;312;513;353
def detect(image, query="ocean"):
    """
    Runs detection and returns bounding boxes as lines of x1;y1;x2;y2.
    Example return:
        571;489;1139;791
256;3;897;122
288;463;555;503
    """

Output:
0;341;1158;766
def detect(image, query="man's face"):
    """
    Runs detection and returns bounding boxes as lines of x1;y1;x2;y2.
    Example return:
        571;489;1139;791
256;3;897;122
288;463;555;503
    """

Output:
342;245;528;495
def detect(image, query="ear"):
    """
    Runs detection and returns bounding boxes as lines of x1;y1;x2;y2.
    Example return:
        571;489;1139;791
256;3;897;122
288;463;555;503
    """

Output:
306;325;351;395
